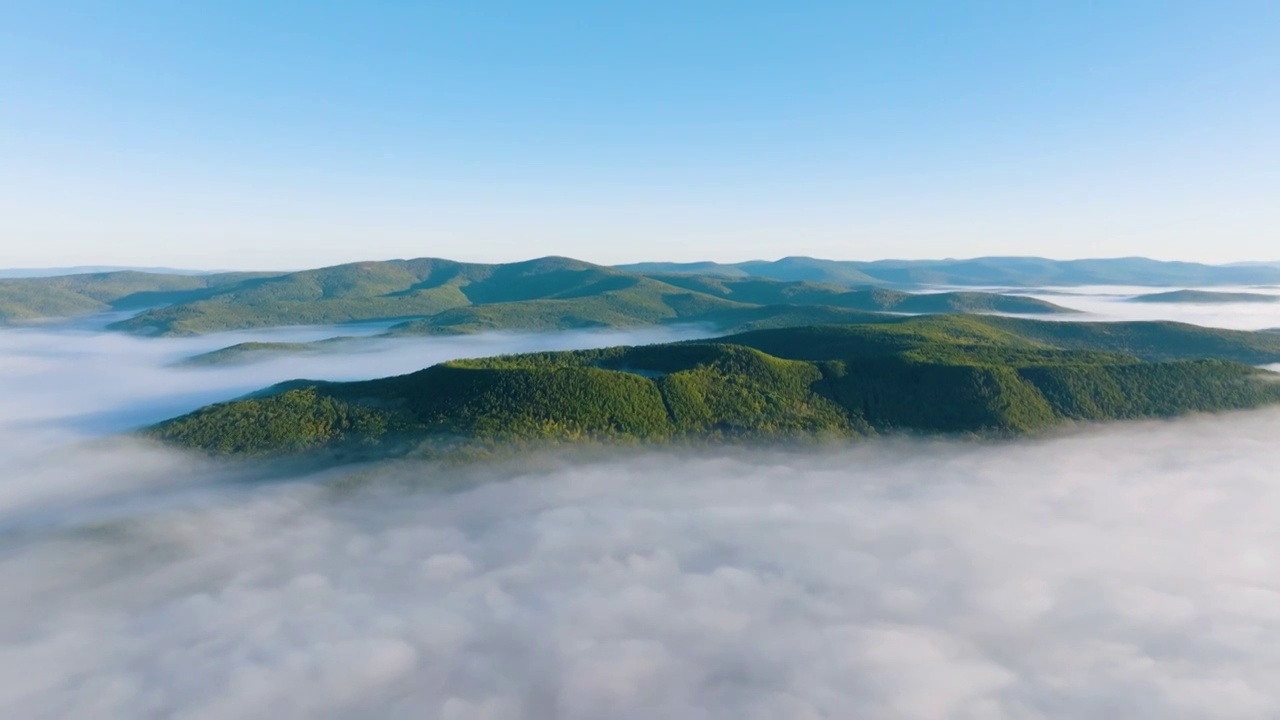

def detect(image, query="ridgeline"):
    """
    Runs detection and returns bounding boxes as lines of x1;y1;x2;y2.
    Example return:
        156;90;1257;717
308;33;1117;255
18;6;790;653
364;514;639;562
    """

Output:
1;256;1072;335
10;256;1280;333
147;315;1280;460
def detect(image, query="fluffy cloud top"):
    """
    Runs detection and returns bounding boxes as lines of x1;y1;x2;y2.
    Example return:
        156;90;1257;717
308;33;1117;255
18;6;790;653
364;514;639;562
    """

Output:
3;412;1280;719
4;312;1280;719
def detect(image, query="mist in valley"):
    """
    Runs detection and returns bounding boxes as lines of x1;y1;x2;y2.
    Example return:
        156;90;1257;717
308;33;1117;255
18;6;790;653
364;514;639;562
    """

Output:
1011;285;1280;330
3;311;1280;718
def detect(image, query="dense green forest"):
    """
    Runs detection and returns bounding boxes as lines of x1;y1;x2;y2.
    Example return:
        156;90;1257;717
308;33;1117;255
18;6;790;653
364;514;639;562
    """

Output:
148;315;1280;459
0;256;1069;332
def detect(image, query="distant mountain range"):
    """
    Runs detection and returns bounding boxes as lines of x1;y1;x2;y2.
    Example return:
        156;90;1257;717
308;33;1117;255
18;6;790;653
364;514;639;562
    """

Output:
5;255;1280;336
0;256;1070;335
0;265;224;279
618;256;1280;287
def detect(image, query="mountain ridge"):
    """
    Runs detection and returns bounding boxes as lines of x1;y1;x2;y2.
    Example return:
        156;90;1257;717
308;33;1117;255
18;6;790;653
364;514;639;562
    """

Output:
147;315;1280;460
0;256;1070;334
9;254;1280;335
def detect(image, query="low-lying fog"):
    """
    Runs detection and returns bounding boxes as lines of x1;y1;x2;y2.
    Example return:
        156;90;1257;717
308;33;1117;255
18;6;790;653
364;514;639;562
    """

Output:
0;317;712;445
0;318;712;522
1012;285;1280;330
5;313;1280;718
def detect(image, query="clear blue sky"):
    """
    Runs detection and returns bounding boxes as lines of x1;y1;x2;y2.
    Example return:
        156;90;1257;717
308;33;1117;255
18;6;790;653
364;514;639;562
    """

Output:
2;1;1277;269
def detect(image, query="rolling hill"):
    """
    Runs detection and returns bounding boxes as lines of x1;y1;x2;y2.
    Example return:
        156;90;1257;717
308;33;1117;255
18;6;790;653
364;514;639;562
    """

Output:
16;255;1280;336
148;315;1280;459
381;276;1071;337
0;270;282;322
0;256;1071;334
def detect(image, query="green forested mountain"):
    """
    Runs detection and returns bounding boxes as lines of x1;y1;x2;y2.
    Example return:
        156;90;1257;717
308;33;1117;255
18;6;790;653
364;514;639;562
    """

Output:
0;256;1070;334
381;275;1070;336
148;315;1280;459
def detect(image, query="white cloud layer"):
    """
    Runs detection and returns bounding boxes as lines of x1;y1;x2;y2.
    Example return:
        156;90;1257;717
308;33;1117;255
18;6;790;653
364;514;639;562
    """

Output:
4;413;1280;719
3;315;1280;718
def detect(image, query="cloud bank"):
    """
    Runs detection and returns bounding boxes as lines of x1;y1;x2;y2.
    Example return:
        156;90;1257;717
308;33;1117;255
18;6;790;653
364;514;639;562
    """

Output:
1018;285;1280;330
0;319;709;463
5;416;1280;717
0;318;714;530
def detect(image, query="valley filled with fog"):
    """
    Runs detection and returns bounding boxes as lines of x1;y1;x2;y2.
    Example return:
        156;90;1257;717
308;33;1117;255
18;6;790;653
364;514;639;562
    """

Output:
4;289;1280;719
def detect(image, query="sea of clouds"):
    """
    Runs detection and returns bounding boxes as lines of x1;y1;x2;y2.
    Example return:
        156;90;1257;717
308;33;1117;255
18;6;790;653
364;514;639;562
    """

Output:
3;303;1280;719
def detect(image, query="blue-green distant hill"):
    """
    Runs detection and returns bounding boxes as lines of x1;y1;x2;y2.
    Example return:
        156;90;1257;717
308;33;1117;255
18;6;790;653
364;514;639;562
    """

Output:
0;256;1071;334
619;256;1280;288
148;315;1280;460
11;255;1280;336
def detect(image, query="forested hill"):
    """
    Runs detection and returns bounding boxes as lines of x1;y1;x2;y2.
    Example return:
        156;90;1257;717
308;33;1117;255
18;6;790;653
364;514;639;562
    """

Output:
0;256;1069;334
147;316;1280;459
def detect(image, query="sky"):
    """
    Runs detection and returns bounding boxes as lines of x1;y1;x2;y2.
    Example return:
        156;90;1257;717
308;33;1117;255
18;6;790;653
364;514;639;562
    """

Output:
2;1;1278;270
